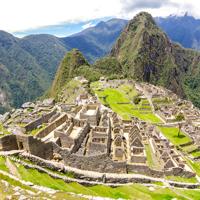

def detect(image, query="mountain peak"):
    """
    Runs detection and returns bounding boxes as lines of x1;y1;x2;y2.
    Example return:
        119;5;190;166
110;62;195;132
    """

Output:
50;48;89;97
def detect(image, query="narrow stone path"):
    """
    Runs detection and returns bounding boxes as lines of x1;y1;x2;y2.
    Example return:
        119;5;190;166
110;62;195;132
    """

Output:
6;157;21;179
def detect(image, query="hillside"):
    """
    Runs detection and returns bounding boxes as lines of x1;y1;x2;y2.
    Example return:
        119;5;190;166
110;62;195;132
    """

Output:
0;31;50;112
62;19;128;62
50;49;90;98
0;19;127;113
110;12;200;107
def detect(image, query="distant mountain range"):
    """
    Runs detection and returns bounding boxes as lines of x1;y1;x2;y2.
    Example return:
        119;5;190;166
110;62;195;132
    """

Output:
0;18;127;112
155;13;200;50
2;13;200;112
51;12;200;110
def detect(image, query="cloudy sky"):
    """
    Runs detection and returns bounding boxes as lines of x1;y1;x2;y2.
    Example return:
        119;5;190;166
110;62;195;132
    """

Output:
0;0;199;37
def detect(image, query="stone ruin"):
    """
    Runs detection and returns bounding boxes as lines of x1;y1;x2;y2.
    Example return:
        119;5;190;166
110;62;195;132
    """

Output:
0;83;196;178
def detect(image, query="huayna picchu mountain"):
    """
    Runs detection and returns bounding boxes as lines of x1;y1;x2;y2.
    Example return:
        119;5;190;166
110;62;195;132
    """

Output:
110;12;200;107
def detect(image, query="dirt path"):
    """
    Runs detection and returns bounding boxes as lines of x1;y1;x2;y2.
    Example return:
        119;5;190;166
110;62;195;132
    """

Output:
6;157;21;179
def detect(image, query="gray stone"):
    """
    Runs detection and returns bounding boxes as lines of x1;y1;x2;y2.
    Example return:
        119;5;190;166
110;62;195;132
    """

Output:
19;195;27;200
43;98;55;107
1;112;10;123
8;126;25;135
22;102;35;109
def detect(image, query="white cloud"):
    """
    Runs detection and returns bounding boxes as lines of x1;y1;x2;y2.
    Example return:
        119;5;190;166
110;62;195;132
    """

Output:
82;22;96;29
0;0;200;32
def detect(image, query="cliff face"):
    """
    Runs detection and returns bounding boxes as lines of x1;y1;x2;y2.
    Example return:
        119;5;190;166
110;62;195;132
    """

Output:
110;12;200;106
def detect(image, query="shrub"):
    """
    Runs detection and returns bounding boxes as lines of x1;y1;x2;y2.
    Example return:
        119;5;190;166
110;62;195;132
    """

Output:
133;96;141;104
175;113;185;121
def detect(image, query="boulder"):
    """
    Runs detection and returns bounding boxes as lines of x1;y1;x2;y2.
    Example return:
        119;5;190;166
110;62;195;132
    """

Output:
21;102;35;109
43;98;55;107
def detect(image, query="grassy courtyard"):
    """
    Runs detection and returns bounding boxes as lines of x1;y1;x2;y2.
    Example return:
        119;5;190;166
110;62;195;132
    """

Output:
158;127;192;146
92;83;161;123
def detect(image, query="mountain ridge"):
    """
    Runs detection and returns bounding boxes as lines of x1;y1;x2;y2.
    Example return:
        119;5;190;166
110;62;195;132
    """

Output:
110;12;200;107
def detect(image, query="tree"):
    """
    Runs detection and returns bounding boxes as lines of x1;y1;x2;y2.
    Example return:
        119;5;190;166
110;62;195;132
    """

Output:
177;123;182;138
133;96;141;105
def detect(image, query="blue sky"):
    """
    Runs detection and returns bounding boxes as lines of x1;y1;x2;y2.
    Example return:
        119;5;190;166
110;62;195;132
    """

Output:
13;17;112;38
0;0;199;37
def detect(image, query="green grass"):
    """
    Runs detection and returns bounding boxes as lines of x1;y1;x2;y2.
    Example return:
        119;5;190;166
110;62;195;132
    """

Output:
94;86;161;123
182;144;198;153
191;151;200;158
166;176;198;183
158;127;192;146
0;156;9;172
186;159;200;176
145;144;162;170
118;84;138;100
3;159;200;199
28;123;47;135
145;144;154;168
0;172;35;191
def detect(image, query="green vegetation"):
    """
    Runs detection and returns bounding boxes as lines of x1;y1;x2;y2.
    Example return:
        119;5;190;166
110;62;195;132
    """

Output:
74;65;102;82
166;176;198;183
186;159;200;176
159;127;192;146
133;96;141;104
94;57;123;79
93;84;161;123
50;49;90;97
191;151;200;158
28;124;46;136
145;144;154;168
0;156;9;172
175;113;185;121
0;123;10;137
145;144;161;170
1;156;200;199
181;144;198;153
58;79;87;103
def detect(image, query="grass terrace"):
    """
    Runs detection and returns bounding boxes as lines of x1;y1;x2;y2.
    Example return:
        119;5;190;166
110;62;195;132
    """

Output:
1;156;200;199
186;159;200;176
158;126;192;146
27;123;47;136
165;176;198;183
191;151;200;158
92;83;161;123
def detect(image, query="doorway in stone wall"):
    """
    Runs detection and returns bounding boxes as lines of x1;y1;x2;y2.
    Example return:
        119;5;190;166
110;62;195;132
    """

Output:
18;142;24;150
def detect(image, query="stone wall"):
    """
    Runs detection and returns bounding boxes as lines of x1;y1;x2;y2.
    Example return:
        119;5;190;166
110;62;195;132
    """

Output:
130;155;146;163
36;114;68;138
16;135;53;160
24;110;56;132
71;122;90;153
0;135;18;151
127;164;164;177
62;153;127;173
0;134;53;159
